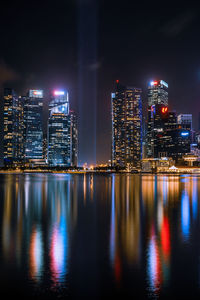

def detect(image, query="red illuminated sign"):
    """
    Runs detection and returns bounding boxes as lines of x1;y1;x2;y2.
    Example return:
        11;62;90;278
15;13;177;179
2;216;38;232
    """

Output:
161;107;168;114
150;81;158;86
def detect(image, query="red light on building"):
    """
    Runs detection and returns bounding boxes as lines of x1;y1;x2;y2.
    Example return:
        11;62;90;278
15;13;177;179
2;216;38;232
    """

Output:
151;81;158;85
116;80;119;84
161;107;168;114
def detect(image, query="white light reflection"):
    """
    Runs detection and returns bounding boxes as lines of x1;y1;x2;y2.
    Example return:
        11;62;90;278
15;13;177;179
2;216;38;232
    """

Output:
109;175;115;265
29;226;43;282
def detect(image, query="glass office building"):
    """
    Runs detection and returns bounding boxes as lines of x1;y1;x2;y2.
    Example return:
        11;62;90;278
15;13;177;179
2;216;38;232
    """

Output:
3;88;24;166
48;90;71;167
70;111;78;167
111;81;142;168
24;90;44;163
147;80;169;157
147;104;191;160
148;80;168;106
177;114;192;128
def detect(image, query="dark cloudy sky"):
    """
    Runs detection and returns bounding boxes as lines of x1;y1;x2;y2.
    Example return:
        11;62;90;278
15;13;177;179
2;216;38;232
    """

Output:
1;0;200;165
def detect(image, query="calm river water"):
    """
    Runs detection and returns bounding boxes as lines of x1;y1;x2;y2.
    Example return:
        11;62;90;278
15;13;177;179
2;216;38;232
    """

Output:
0;173;200;299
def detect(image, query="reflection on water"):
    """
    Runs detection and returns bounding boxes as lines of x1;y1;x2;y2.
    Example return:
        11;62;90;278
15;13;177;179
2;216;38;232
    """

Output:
1;174;200;298
181;190;190;241
29;226;43;282
1;174;77;291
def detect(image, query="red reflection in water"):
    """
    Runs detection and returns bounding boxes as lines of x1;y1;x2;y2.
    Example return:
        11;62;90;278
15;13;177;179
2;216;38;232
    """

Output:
161;217;170;261
114;253;121;284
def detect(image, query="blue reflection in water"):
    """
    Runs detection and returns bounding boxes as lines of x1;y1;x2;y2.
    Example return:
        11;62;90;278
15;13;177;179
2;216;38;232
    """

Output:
49;180;69;286
50;217;68;285
180;175;189;183
181;191;190;241
192;178;198;221
162;177;168;206
109;175;115;265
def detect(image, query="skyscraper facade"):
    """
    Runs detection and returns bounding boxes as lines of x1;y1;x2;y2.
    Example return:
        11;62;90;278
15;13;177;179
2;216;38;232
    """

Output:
70;111;78;167
177;114;192;129
48;90;71;167
148;80;168;106
147;80;169;157
147;104;191;160
3;88;24;166
111;82;142;168
177;113;194;143
147;104;170;158
24;90;44;164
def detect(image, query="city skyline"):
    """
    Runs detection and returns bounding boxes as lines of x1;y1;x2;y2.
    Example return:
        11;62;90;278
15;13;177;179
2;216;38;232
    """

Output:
1;1;200;299
1;1;200;165
3;88;78;168
1;72;199;167
2;76;199;168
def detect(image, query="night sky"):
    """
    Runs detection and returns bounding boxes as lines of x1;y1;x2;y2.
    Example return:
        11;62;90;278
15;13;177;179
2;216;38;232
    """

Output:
1;0;200;165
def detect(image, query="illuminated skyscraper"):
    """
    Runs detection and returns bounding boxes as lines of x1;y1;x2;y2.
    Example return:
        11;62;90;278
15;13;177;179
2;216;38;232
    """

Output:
70;111;78;167
3;88;24;166
147;80;168;157
177;114;192;129
111;81;142;168
177;113;194;143
148;80;168;106
48;90;71;167
24;90;44;165
146;104;190;160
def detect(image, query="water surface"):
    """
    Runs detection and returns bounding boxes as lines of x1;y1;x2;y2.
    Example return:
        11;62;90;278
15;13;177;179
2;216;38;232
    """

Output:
0;173;200;299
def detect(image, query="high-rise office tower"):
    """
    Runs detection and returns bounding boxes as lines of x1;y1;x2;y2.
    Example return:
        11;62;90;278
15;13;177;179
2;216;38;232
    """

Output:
3;88;24;166
147;104;190;160
147;104;170;158
147;80;169;157
148;80;168;106
177;114;192;129
70;111;78;167
166;126;191;160
177;113;195;143
48;90;71;167
111;81;142;168
24;90;44;165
